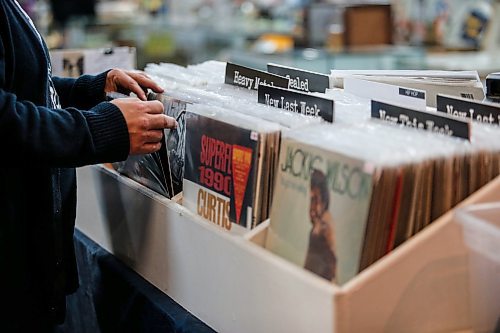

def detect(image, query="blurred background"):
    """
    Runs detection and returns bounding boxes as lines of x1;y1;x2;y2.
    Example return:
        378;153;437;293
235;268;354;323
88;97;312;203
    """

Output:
19;0;500;76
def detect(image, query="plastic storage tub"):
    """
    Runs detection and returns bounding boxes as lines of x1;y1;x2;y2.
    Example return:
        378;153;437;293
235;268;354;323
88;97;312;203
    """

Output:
455;203;500;333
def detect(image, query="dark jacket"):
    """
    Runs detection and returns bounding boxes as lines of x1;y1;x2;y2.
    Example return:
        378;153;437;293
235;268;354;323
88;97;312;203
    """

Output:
0;0;130;329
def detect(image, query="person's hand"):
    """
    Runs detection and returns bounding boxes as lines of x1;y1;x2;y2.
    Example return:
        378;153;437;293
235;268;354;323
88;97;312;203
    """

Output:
105;69;164;101
111;98;177;155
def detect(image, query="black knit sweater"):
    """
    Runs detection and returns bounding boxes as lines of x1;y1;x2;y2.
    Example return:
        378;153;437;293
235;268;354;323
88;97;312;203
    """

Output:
0;0;130;329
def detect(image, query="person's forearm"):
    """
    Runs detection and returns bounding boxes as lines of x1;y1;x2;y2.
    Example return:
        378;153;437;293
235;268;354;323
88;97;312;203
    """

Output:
0;88;129;167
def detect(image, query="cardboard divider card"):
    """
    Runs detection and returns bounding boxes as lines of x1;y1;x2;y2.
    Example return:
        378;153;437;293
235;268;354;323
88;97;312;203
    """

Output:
330;69;486;107
267;63;331;93
258;85;334;122
84;47;136;75
371;100;471;141
224;62;289;91
50;50;85;77
50;47;136;77
436;94;500;126
344;77;427;111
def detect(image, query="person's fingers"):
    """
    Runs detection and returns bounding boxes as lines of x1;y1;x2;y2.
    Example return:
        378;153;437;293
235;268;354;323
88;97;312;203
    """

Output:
127;69;146;75
142;129;163;143
163;115;177;129
140;142;162;154
126;70;149;78
144;100;164;115
126;78;147;100
107;69;164;100
111;70;147;100
109;97;141;109
146;114;177;130
127;71;164;93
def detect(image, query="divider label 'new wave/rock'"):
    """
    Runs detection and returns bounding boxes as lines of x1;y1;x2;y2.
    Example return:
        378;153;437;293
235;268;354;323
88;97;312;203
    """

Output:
371;100;471;141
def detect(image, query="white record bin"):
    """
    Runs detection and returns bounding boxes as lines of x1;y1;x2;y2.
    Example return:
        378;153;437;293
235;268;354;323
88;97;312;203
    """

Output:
76;165;500;333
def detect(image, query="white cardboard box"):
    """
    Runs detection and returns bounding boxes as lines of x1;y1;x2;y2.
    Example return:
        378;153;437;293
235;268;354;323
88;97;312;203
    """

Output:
50;47;136;78
76;165;500;333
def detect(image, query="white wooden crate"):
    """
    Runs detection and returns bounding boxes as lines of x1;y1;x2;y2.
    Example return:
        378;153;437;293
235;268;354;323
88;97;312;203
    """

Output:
76;165;500;333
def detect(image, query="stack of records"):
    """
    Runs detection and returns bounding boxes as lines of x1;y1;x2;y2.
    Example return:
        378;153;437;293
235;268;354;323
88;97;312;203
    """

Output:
148;92;187;197
183;104;281;234
143;62;324;200
114;61;323;200
112;92;188;199
111;60;500;284
265;119;500;285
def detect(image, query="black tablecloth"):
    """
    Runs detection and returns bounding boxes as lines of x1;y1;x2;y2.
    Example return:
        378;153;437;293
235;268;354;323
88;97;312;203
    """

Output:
59;230;215;333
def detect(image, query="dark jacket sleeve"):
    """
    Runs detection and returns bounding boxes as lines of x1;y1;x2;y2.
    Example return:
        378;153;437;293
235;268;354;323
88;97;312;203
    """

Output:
52;71;109;110
0;45;129;168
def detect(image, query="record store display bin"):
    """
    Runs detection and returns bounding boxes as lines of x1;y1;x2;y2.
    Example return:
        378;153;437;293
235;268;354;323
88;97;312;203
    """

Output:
76;164;500;333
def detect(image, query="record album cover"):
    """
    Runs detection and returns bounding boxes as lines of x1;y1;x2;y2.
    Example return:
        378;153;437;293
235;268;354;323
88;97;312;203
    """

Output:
266;138;374;284
183;111;260;231
148;92;187;197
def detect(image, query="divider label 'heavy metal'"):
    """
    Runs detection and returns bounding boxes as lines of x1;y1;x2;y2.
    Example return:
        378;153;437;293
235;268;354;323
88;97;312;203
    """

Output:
225;62;289;90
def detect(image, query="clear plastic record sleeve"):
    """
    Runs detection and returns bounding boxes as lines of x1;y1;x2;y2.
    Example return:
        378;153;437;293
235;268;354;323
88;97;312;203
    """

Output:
146;61;323;130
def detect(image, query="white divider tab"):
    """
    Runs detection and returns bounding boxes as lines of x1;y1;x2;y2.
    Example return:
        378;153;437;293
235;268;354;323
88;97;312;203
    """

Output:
344;77;427;111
